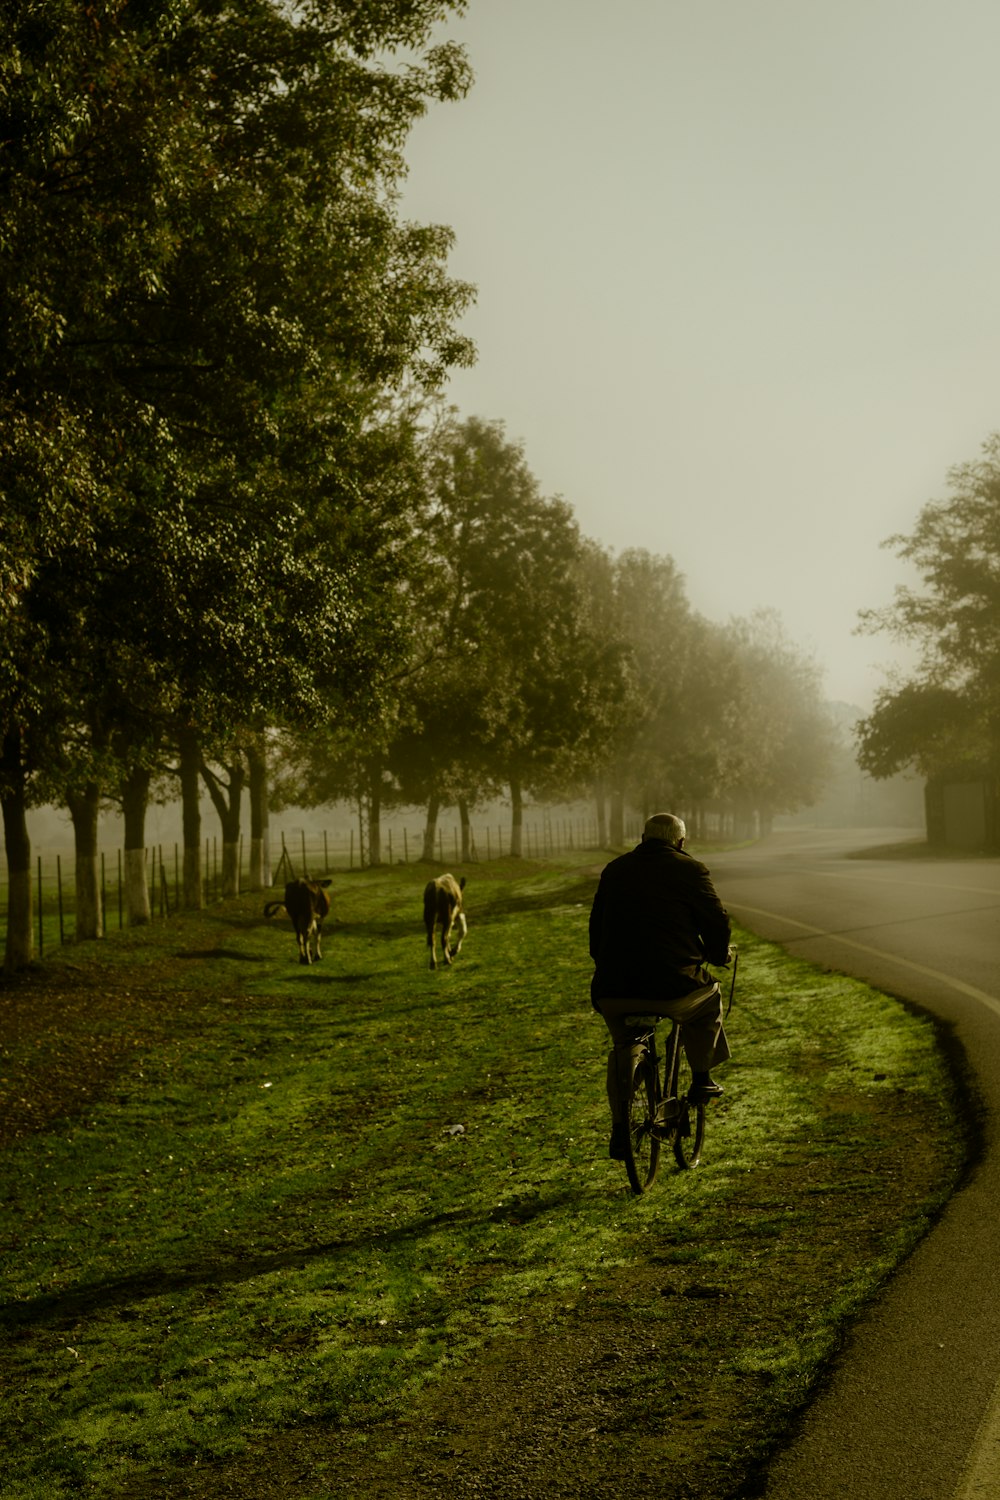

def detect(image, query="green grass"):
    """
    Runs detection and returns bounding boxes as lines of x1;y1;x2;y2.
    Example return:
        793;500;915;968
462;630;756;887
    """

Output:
0;850;969;1497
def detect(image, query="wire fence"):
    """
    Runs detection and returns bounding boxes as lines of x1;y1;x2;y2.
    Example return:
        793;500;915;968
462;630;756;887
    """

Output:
1;813;636;957
274;813;625;878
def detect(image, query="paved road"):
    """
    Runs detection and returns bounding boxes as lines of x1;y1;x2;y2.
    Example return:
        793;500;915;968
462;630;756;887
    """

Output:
709;829;1000;1500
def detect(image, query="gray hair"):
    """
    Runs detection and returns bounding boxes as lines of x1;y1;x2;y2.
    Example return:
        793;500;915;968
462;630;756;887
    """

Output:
642;813;686;847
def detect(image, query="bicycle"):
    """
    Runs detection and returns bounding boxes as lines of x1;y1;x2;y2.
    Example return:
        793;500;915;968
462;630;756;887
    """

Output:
614;955;737;1194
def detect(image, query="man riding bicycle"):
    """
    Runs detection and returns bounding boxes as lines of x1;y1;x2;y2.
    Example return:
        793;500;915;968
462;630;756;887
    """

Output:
589;813;733;1160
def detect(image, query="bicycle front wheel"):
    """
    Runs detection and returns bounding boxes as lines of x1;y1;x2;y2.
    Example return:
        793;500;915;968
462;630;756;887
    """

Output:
669;1049;706;1169
624;1051;661;1193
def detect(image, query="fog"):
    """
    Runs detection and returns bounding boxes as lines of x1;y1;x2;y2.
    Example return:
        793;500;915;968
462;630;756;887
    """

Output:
401;0;1000;708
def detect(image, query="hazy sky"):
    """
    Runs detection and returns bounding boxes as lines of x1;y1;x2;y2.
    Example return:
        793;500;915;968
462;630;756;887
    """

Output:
399;0;1000;709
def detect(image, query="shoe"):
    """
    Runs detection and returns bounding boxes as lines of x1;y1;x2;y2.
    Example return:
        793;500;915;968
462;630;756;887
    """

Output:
609;1123;629;1160
688;1073;724;1102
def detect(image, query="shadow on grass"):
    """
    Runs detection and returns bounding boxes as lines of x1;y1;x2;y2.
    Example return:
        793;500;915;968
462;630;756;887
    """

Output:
174;948;271;962
0;1189;588;1334
310;971;381;986
472;875;598;925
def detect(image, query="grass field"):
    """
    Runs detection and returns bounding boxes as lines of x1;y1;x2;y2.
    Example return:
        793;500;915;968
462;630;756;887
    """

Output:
0;850;970;1498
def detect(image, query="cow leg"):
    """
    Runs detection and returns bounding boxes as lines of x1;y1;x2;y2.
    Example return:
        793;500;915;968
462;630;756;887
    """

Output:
442;910;455;965
313;922;323;962
451;911;467;959
423;887;437;969
427;914;440;969
298;926;310;964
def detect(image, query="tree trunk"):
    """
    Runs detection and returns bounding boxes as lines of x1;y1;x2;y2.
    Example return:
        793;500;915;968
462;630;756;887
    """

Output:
247;737;271;890
422;791;441;863
66;782;103;942
510;778;524;858
594;780;608;847
609;789;624;847
121;766;152;925
459;797;472;862
367;758;383;869
201;757;245;898
178;725;203;909
2;728;33;971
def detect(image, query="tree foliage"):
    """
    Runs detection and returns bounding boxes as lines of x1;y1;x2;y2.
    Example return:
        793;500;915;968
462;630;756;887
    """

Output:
1;0;475;760
589;561;831;834
721;611;834;824
412;416;630;803
857;434;1000;779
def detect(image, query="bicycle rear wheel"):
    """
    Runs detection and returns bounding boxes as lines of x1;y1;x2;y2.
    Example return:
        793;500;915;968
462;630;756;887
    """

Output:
668;1046;706;1169
624;1049;661;1193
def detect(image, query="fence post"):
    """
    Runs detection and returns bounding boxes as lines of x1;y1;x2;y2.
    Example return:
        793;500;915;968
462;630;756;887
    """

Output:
117;848;123;929
486;827;491;861
324;829;329;872
404;828;409;864
56;854;65;945
37;856;43;957
300;828;307;877
388;829;393;864
349;829;354;870
174;844;180;911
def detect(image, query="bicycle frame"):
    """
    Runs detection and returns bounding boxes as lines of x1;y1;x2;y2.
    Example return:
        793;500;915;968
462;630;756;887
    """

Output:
617;1017;706;1193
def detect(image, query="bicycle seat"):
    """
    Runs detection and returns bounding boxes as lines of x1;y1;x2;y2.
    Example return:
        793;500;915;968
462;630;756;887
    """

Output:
617;1012;662;1029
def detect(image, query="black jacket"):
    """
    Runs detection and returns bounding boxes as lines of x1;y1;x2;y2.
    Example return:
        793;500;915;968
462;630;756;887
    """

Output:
589;840;731;1007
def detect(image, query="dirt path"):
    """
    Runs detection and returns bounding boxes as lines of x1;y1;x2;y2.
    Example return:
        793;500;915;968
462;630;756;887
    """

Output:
122;1256;766;1500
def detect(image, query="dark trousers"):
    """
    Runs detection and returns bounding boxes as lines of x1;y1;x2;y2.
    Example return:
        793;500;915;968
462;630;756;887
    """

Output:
595;982;730;1125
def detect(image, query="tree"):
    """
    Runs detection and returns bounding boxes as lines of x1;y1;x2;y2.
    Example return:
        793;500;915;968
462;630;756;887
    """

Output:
0;0;475;961
593;549;696;839
587;558;833;841
857;434;1000;782
417;416;630;854
718;612;834;835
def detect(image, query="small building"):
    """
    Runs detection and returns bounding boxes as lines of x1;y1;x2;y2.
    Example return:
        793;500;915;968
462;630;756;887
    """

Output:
924;773;999;851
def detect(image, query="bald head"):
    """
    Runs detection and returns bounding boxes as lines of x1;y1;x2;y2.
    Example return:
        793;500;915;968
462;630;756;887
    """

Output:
642;813;686;848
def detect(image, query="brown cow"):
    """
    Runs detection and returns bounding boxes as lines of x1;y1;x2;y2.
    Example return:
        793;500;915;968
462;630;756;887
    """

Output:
264;878;332;965
423;873;467;969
